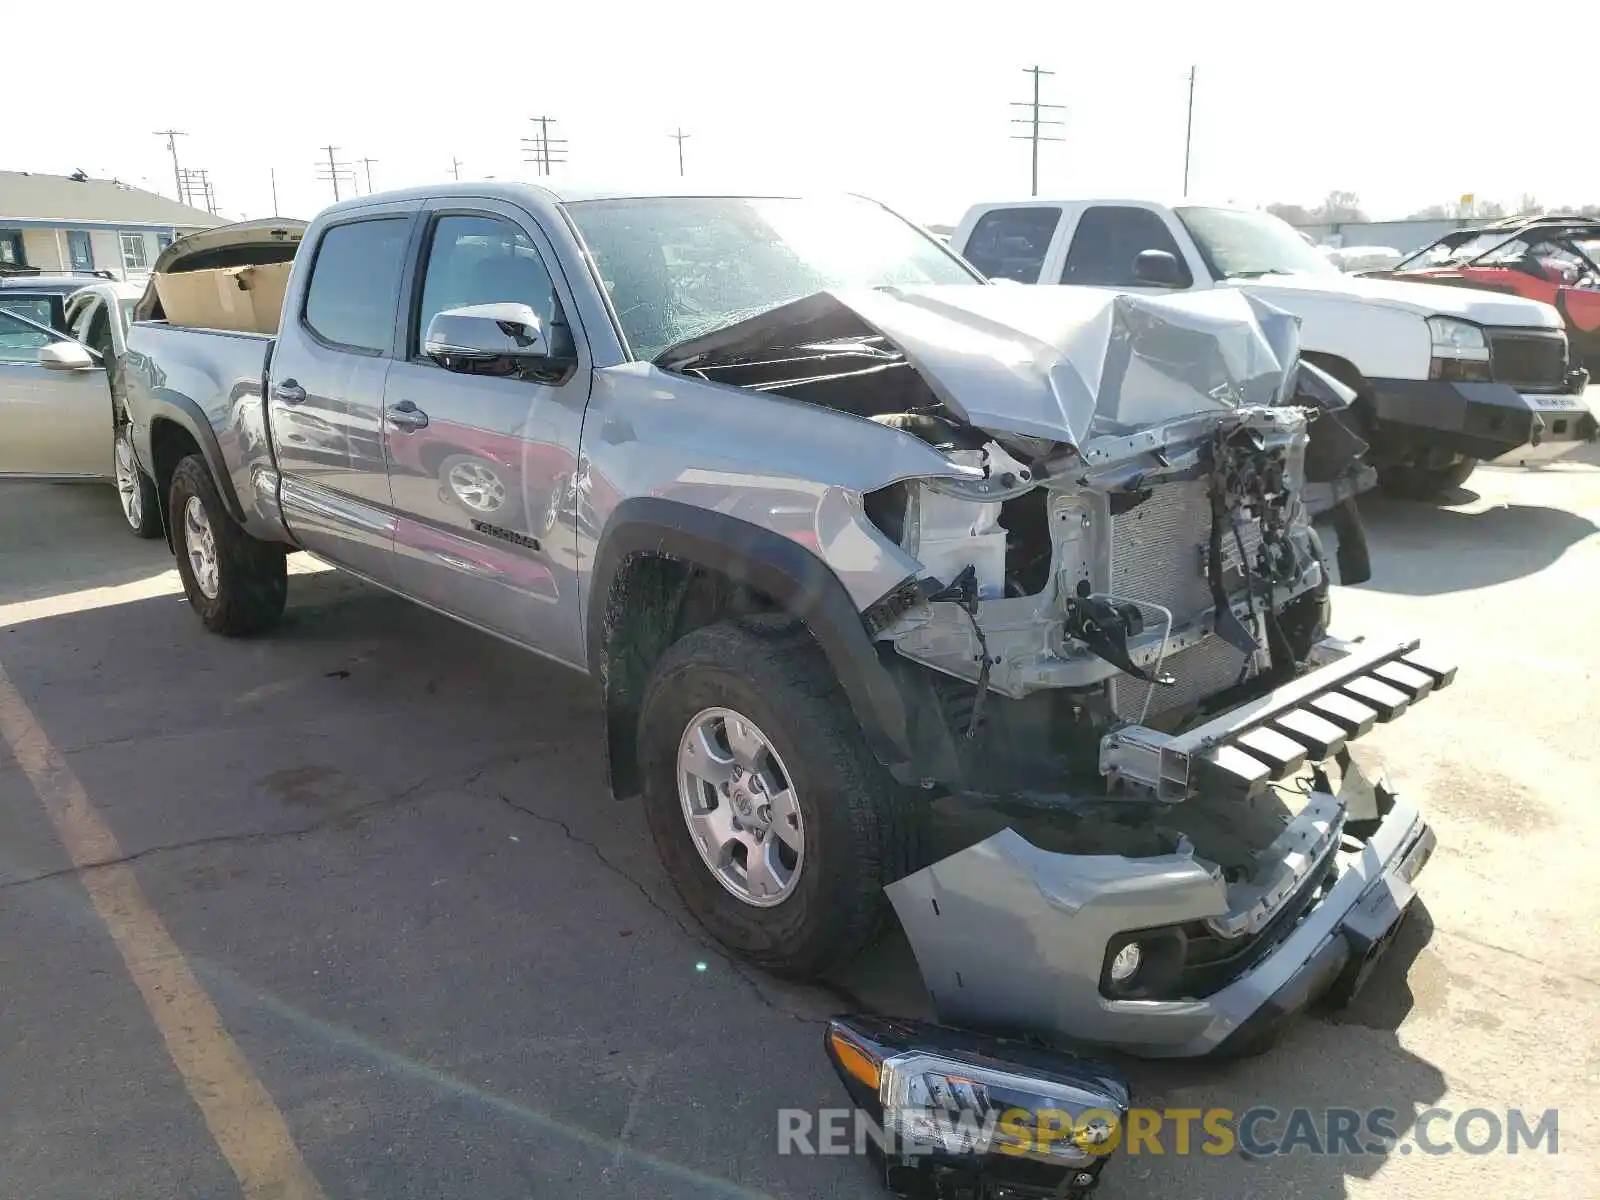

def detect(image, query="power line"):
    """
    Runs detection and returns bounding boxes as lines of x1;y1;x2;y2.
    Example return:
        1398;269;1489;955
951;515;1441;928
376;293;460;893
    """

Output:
669;127;691;177
1182;66;1196;197
520;115;568;176
1009;65;1065;198
178;167;216;215
153;130;187;202
314;145;355;202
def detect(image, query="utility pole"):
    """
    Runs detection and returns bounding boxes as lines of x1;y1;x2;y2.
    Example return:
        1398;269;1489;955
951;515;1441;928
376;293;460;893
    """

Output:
1009;66;1064;198
449;156;463;180
1182;65;1196;197
315;145;354;201
270;168;279;217
153;129;187;202
521;116;568;176
669;127;690;177
360;157;379;194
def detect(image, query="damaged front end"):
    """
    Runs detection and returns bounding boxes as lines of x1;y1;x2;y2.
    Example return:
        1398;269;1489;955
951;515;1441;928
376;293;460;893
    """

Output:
662;283;1447;1057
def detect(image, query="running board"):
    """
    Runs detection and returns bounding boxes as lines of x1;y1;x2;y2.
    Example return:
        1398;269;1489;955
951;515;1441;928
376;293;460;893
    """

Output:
1100;638;1455;801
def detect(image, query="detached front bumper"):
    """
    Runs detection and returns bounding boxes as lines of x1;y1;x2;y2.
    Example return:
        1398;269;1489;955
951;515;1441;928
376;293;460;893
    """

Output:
886;637;1454;1059
1368;374;1595;461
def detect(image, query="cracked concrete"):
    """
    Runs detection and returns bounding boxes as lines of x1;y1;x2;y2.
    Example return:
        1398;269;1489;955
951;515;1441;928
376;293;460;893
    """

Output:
2;446;1599;1200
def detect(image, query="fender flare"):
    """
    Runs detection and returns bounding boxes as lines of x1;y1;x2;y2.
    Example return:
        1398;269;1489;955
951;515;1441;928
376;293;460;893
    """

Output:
587;497;914;773
142;390;249;526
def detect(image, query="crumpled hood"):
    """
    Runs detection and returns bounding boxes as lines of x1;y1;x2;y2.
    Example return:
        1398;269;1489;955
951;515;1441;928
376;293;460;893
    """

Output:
1224;271;1565;328
661;284;1304;449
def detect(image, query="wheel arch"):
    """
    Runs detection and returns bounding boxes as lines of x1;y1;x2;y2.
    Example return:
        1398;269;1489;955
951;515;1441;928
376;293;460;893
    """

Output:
144;395;248;546
587;498;914;800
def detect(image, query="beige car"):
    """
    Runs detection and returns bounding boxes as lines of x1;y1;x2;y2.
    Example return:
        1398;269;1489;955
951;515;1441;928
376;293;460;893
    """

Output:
0;281;160;537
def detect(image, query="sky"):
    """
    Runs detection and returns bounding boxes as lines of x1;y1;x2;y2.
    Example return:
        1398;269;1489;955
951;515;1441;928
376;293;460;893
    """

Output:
10;0;1595;226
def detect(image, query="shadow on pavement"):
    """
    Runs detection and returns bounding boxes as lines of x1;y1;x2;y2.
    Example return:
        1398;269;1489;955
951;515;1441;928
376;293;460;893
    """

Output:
1355;495;1597;595
0;481;172;606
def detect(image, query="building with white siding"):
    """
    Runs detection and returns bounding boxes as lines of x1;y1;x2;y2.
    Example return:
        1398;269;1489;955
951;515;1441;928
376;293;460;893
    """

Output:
0;170;220;281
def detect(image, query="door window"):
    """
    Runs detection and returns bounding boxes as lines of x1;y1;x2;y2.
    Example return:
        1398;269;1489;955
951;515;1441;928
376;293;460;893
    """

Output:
1061;206;1192;287
961;208;1061;282
301;218;411;354
67;231;94;271
413;214;564;358
0;231;23;266
0;309;54;363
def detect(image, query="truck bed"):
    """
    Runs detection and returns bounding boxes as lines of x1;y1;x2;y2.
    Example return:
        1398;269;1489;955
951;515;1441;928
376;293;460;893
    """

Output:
123;320;282;540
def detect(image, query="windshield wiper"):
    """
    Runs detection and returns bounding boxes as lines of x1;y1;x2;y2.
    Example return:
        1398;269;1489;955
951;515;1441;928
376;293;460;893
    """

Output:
1226;269;1293;279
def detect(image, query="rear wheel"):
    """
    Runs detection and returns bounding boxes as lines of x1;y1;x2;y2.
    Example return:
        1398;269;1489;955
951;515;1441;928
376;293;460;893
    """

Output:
114;423;161;539
637;619;918;979
169;455;287;636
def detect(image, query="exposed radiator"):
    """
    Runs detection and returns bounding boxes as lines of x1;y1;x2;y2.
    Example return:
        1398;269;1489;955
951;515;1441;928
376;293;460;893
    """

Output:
1111;631;1257;722
1109;480;1261;625
1107;480;1263;723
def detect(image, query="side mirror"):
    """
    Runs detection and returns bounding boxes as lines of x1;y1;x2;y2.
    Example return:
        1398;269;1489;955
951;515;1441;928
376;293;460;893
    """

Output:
38;341;97;371
1132;249;1185;287
424;303;550;368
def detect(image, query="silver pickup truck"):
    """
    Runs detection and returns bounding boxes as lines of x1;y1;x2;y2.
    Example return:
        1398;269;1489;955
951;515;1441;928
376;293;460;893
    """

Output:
123;184;1451;1059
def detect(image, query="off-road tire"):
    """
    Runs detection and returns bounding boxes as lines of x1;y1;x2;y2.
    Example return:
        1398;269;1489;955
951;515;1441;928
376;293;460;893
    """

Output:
637;618;920;979
169;454;287;636
1376;456;1478;500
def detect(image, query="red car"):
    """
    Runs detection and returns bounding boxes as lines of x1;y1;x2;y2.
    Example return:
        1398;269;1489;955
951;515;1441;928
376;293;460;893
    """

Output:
1372;216;1600;368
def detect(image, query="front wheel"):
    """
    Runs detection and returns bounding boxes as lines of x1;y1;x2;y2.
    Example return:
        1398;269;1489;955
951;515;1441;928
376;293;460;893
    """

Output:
114;425;161;539
1377;455;1478;500
169;455;287;636
637;620;918;979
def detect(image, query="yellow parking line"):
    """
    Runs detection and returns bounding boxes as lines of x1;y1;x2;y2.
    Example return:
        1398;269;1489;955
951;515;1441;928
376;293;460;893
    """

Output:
0;661;326;1200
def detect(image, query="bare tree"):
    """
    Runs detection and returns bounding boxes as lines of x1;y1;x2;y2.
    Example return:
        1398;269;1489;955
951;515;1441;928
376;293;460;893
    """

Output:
1266;202;1313;226
1407;203;1453;220
1477;200;1507;219
1312;191;1367;223
1517;194;1544;216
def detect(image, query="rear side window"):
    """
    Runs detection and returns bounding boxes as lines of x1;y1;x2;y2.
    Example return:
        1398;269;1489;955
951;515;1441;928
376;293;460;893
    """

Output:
0;296;55;328
961;208;1061;282
303;218;410;353
1061;206;1191;287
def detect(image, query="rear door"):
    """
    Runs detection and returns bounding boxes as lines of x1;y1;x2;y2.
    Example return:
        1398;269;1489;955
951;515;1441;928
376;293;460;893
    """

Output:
0;308;111;477
957;206;1064;282
380;199;591;665
267;204;419;579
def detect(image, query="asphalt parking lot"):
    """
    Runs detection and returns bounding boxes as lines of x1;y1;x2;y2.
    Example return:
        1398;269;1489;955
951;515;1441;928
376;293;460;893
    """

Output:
2;443;1598;1199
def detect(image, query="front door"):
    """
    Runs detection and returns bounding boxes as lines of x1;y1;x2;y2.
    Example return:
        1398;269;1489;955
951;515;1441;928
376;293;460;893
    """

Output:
381;202;591;665
267;206;418;579
0;309;110;478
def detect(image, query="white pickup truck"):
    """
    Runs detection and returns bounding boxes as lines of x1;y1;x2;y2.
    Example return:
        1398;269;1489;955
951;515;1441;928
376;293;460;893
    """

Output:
950;199;1595;497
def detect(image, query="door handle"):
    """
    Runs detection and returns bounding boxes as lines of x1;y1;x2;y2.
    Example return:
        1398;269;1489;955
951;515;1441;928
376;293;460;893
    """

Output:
273;380;307;404
386;400;430;431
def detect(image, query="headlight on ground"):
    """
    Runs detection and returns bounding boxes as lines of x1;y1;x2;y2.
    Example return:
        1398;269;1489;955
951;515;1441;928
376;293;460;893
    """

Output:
823;1015;1129;1196
1427;317;1493;382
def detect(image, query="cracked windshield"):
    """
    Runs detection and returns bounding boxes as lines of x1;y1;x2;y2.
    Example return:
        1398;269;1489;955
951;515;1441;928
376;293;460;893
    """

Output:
567;195;973;359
